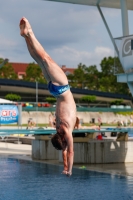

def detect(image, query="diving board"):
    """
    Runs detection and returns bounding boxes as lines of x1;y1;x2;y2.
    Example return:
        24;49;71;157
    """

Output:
0;128;129;136
45;0;133;10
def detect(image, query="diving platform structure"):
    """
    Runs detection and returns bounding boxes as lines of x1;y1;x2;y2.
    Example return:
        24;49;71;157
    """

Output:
0;127;129;136
45;0;133;96
6;0;133;163
0;127;132;164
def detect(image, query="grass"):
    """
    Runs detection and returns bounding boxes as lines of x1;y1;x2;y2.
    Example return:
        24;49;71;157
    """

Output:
83;123;116;127
115;111;133;116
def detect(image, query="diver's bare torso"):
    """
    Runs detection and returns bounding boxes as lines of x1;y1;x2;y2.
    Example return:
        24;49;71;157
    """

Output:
56;89;76;133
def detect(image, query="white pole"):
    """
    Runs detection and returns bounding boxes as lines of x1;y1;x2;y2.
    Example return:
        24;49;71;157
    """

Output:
120;0;129;36
97;4;119;56
36;81;38;127
18;104;22;126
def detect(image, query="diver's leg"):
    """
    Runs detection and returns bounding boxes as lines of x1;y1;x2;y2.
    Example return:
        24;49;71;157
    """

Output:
25;40;51;82
20;17;68;86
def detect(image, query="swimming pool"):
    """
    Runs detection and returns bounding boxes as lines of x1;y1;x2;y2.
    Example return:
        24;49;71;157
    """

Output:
0;158;133;200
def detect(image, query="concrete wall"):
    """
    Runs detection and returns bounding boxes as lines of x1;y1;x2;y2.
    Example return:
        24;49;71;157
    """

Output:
22;111;51;124
7;136;34;145
59;140;133;164
32;138;133;164
22;111;130;124
32;139;58;160
76;112;130;124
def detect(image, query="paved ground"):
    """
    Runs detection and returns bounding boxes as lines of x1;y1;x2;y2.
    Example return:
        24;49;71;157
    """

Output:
0;141;133;177
0;142;31;155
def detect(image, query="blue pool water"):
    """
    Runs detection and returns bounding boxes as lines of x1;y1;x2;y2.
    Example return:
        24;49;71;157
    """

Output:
0;158;133;200
105;128;133;137
125;128;133;137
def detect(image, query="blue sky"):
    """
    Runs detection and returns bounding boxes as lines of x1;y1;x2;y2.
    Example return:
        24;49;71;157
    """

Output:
0;0;133;70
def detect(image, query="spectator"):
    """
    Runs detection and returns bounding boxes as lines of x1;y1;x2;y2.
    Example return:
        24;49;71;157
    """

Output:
27;118;36;129
49;113;56;128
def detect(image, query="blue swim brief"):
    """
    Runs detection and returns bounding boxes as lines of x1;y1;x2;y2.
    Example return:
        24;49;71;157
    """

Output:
48;81;70;98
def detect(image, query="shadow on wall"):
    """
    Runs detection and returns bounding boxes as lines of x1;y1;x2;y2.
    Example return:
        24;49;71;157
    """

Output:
73;139;130;164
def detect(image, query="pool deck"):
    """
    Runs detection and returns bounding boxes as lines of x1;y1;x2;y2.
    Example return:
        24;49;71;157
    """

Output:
0;141;133;177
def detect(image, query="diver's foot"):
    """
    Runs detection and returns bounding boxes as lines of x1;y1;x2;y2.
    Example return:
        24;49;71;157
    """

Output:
19;17;33;37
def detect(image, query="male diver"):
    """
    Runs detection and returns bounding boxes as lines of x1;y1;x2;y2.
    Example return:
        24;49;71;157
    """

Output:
19;17;76;176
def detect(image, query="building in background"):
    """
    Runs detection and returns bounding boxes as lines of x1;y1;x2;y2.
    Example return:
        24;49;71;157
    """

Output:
10;63;75;79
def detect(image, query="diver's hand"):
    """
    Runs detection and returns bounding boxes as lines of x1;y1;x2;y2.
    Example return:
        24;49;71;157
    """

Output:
66;171;72;177
61;170;68;175
62;170;72;177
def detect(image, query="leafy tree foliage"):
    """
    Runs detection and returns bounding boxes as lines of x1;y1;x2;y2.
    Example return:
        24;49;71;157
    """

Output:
0;58;4;64
23;62;47;83
0;56;130;96
5;93;21;101
80;95;96;103
99;57;128;94
67;63;99;89
0;58;17;79
67;56;129;95
110;99;123;105
67;63;87;88
45;97;56;104
100;56;124;75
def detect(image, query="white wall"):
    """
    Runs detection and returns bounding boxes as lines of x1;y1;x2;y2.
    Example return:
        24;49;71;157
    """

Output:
22;111;130;124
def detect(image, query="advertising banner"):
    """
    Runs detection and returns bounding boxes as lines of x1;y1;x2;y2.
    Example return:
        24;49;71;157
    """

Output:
0;105;19;124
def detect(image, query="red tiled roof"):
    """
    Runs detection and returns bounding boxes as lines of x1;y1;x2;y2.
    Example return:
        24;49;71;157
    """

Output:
10;63;29;73
10;62;75;75
62;68;75;74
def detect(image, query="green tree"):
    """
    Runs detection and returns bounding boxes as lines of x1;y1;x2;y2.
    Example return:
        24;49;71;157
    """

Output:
73;63;87;88
68;64;101;90
67;73;77;88
100;56;124;76
0;60;17;79
0;58;5;64
114;57;124;74
24;62;47;83
80;95;96;104
85;65;99;75
45;97;56;104
5;93;21;101
67;58;129;95
85;65;100;90
110;99;123;105
99;56;129;94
